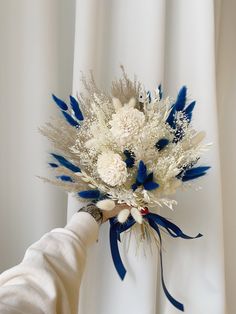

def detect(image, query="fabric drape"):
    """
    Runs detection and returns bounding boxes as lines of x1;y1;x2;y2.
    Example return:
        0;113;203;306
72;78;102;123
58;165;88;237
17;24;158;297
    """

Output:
0;0;74;271
68;1;225;313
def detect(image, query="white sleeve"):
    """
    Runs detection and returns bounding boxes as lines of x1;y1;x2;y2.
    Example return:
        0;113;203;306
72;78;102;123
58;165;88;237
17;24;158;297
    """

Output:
0;212;99;314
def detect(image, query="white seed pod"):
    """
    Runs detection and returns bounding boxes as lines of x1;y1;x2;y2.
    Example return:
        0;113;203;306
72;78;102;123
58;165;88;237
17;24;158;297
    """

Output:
191;131;206;147
117;209;130;223
182;131;206;150
131;207;143;224
96;199;116;211
88;184;96;188
82;177;91;182
75;172;83;177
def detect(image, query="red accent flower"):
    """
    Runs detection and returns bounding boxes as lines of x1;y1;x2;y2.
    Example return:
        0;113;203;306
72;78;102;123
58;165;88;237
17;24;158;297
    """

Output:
140;207;149;215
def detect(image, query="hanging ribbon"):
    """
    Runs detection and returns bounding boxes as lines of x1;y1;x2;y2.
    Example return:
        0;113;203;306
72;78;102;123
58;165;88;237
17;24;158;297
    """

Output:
109;212;202;312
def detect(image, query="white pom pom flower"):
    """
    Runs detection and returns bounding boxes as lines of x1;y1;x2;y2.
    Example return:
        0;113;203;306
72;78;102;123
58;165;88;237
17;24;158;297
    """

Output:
96;199;116;211
97;151;128;186
109;98;145;146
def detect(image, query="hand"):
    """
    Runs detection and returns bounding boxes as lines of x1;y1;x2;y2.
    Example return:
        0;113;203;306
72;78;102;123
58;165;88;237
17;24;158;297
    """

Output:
102;203;131;223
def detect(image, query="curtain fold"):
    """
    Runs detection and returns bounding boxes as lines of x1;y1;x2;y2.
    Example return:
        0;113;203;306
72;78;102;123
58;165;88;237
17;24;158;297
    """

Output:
0;0;75;271
216;1;236;313
68;0;225;313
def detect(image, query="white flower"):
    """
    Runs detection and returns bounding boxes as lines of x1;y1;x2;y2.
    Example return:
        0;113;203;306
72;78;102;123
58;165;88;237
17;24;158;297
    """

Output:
96;199;116;211
109;98;145;146
117;207;143;224
97;151;128;186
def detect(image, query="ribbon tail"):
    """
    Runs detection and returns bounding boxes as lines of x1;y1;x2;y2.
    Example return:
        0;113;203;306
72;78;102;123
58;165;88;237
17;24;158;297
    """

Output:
109;225;126;280
148;218;185;312
147;213;202;240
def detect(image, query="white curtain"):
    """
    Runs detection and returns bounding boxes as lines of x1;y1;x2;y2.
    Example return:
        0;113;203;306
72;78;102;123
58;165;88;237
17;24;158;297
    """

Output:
68;1;225;314
0;0;74;270
217;1;236;314
1;0;236;313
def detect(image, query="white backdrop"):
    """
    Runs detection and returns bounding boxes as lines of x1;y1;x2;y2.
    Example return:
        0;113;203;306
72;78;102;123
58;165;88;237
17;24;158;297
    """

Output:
1;0;236;313
217;1;236;314
68;1;225;313
0;0;74;270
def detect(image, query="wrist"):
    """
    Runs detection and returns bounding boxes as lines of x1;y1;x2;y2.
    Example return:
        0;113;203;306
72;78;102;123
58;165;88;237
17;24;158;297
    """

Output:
65;211;99;246
78;203;103;225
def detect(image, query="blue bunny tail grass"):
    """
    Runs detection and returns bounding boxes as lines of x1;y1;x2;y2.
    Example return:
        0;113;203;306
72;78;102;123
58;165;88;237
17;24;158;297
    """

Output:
143;181;159;190
49;163;59;168
70;95;84;121
185;166;211;176
137;160;147;184
173;127;185;143
175;86;187;111
62;111;80;127
155;138;169;151
166;86;187;128
183;101;196;122
52;94;68;110
181;166;211;182
145;172;154;182
131;183;138;191
166;109;175;128
78;190;101;199
52;94;81;127
51;154;81;172
132;165;159;191
123;150;135;158
123;150;135;168
125;157;135;168
158;84;163;100
143;173;159;190
57;175;73;182
147;91;152;103
182;172;207;182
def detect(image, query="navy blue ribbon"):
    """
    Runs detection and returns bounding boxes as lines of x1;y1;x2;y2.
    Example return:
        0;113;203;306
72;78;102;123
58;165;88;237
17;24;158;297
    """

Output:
109;212;202;312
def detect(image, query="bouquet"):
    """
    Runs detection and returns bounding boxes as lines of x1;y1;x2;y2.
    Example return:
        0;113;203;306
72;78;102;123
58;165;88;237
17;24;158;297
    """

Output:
40;67;210;312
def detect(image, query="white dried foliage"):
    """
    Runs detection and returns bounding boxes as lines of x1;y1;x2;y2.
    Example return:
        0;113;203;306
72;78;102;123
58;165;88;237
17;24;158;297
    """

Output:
41;67;208;222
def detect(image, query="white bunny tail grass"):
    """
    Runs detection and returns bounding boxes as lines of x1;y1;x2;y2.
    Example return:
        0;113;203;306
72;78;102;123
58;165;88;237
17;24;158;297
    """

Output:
96;199;116;211
131;207;143;224
117;209;130;223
